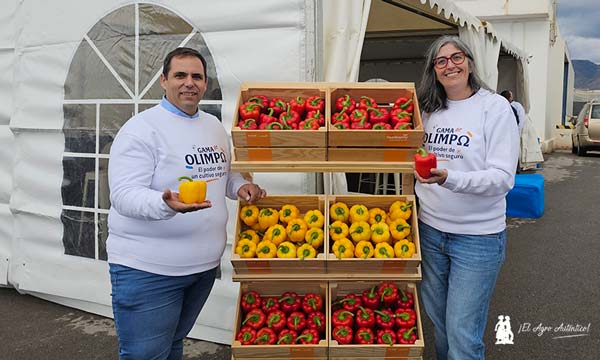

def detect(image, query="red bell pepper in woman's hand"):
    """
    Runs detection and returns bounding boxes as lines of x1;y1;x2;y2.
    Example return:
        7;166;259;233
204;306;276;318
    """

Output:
335;95;356;113
286;311;307;332
302;293;324;313
354;327;375;344
414;148;437;179
394;308;416;328
279;292;301;314
306;311;326;333
261;296;281;314
361;285;380;310
357;96;378;110
332;325;353;345
397;326;418;344
374;309;395;330
306;95;325;113
242;308;266;330
296;328;320;344
254;327;277;345
377;329;397;345
239;102;263;121
373;123;392;130
289;96;306;116
277;329;298;344
241;291;262;313
266;309;287;333
355;306;375;329
337;293;362;313
332;309;354;328
390;108;412;125
237;326;257;345
248;95;269;111
397;288;415;310
377;282;399;307
393;97;414;113
305;109;325;126
368;107;390;125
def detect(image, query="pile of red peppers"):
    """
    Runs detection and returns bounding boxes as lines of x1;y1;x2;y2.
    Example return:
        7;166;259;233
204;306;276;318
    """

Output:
331;94;414;130
237;94;324;130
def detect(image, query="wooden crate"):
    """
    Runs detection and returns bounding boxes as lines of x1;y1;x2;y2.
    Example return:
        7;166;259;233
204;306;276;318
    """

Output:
235;147;327;162
326;195;421;278
328;83;423;148
327;147;414;162
328;281;424;359
231;195;327;277
231;82;328;148
231;281;329;360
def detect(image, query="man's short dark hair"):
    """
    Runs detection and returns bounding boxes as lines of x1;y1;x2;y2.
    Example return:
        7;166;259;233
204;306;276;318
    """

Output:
499;90;512;100
162;47;207;80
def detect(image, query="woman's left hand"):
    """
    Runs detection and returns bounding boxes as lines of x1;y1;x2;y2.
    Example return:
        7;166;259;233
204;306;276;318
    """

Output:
238;183;267;204
414;168;448;185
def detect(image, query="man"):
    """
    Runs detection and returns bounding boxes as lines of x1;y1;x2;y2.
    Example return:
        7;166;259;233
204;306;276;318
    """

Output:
107;47;265;359
500;89;525;134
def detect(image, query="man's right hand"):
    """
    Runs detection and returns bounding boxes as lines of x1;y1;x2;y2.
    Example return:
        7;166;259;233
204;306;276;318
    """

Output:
162;189;212;213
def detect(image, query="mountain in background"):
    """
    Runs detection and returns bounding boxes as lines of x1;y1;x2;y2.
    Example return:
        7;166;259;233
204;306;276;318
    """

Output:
573;60;600;89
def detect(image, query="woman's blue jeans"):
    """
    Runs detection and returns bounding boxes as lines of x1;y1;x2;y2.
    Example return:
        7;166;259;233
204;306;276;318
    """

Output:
109;263;217;360
418;221;506;360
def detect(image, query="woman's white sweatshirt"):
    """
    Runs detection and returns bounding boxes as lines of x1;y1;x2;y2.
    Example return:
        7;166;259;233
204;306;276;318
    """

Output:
415;89;519;235
107;100;247;275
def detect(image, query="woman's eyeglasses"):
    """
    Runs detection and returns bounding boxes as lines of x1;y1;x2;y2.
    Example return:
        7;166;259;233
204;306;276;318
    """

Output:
433;52;467;69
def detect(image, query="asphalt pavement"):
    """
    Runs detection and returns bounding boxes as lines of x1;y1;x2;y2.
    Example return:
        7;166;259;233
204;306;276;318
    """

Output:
1;151;598;360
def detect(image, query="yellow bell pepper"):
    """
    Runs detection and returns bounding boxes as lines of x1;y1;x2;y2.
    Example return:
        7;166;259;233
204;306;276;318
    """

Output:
279;204;300;224
374;242;395;258
388;202;413;221
304;228;324;249
329;202;350;222
296;244;317;260
394;239;416;258
349;204;370;223
177;176;207;204
256;240;277;258
368;207;387;225
389;219;411;241
235;239;256;258
389;200;407;213
239;205;259;226
370;222;391;244
354;240;374;259
239;229;260;245
304;209;324;229
276;241;297;258
331;238;355;259
250;222;263;233
286;218;308;243
258;207;279;230
328;220;349;241
263;224;287;246
349;221;371;243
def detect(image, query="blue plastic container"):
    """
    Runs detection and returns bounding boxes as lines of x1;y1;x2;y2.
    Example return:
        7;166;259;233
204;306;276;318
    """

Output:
506;174;544;218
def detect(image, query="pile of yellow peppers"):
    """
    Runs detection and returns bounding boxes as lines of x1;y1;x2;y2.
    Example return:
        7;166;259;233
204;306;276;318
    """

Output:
235;203;324;260
329;200;416;259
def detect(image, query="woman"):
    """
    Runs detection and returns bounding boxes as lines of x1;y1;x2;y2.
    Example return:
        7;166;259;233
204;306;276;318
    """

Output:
415;36;519;360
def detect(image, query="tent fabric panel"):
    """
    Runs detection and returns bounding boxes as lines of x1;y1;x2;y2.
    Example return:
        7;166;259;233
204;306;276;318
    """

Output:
0;204;12;286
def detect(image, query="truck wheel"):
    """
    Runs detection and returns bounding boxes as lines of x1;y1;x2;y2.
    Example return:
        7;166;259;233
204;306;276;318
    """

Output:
576;142;587;156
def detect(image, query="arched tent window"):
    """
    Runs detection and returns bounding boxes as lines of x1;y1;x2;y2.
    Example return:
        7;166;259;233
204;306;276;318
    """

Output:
61;3;221;260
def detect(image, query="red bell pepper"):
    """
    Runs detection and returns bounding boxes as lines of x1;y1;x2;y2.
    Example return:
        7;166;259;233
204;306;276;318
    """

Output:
394;308;416;328
397;288;415;310
335;95;356;114
241;291;262;313
337;293;362;313
331;109;350;125
254;327;277;345
331;309;354;328
377;329;397;345
393;122;413;130
242;308;266;330
374;309;395;330
302;293;324;313
279;105;300;129
296;328;320;344
289;96;307;116
279;292;301;314
306;95;325;113
298;119;320;130
349;109;368;124
305;109;325;126
354;327;375;344
414;148;437;179
333;122;350;129
268;97;287;116
261;296;281;314
238;118;258;130
393;97;414;113
236;326;256;345
266;309;287;333
286;311;307;332
361;285;380;310
357;96;377;110
239;102;263;121
248;95;269;111
367;107;390;125
260;121;286;130
259;108;278;125
390;108;412;125
355;306;375;329
372;123;392;130
397;326;418;344
377;282;399;307
332;325;353;345
350;117;372;130
277;329;298;345
306;311;326;334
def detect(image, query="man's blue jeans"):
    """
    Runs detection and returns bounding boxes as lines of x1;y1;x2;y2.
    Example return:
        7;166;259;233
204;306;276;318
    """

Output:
109;263;217;360
418;221;506;360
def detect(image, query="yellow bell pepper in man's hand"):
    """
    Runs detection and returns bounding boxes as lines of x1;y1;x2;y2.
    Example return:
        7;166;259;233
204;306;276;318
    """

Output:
177;176;207;204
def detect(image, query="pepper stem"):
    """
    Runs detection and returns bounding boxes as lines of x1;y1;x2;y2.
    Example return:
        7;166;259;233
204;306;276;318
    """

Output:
177;176;193;182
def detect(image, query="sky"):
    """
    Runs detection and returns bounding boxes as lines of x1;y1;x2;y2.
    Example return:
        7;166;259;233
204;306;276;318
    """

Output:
556;0;600;64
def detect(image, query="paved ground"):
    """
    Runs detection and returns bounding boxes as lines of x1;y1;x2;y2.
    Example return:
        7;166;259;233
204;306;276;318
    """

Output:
1;151;599;359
